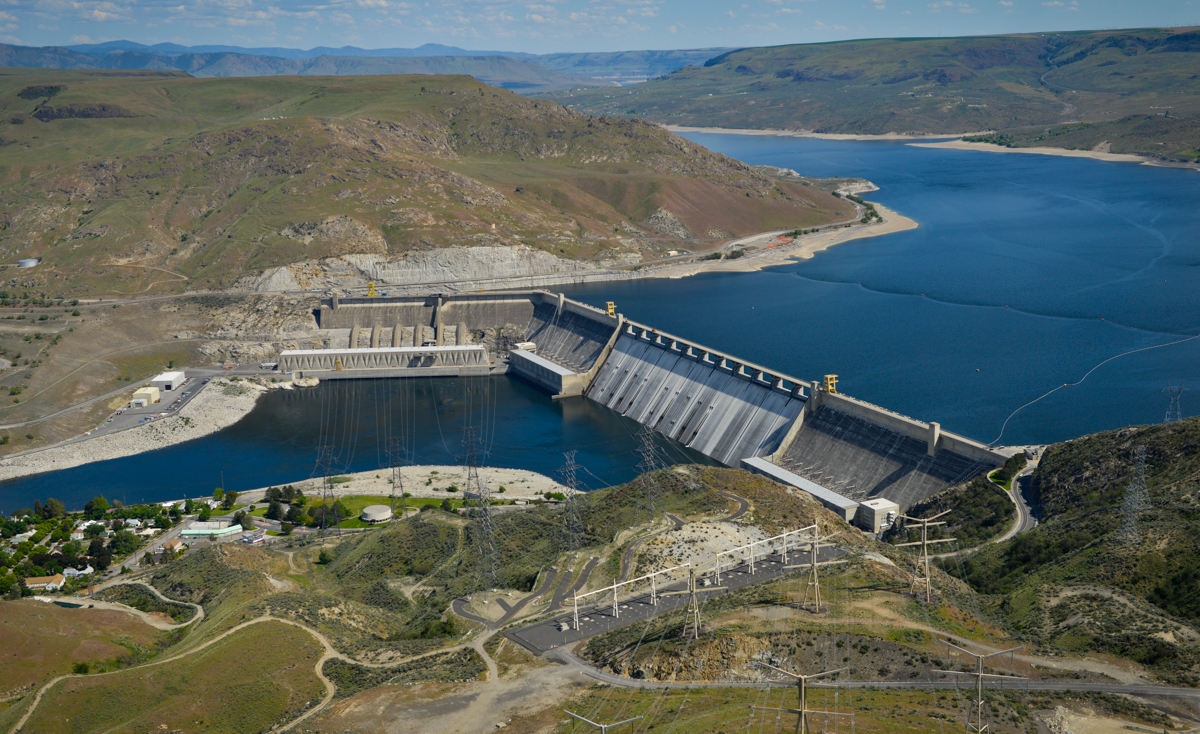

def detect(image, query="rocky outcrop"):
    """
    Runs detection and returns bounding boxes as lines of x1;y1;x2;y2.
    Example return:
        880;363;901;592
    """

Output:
240;245;602;292
280;216;387;255
645;208;693;239
623;633;771;682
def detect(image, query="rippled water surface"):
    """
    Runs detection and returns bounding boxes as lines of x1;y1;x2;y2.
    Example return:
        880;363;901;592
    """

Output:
3;135;1196;510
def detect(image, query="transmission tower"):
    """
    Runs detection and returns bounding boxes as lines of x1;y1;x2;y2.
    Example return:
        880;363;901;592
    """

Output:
895;510;955;603
933;640;1025;733
1118;445;1151;545
386;436;406;519
314;444;338;534
462;427;505;596
782;522;843;613
556;451;586;554
634;425;663;521
661;567;725;640
751;664;852;734
1164;386;1187;423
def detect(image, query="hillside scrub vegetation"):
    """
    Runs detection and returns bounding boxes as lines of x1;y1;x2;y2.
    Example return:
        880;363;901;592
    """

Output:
0;69;851;294
951;416;1200;683
543;28;1200;155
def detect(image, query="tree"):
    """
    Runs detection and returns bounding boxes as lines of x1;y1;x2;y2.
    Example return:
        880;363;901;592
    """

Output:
72;662;90;675
107;529;139;556
285;504;303;524
222;491;238;510
198;506;212;522
266;500;284;521
281;522;294;535
33;500;41;518
266;487;283;502
440;498;454;513
183;499;195;514
213;488;224;501
87;538;105;558
233;511;254;531
84;524;105;539
43;498;66;519
317;549;332;564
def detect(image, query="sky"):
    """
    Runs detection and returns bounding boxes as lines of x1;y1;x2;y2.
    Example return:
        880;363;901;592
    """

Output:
1;0;1196;55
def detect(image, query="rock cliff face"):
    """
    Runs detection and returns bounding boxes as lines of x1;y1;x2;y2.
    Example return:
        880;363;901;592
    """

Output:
240;245;601;292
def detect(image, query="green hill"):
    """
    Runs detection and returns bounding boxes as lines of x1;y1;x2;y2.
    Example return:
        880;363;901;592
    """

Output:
0;69;851;295
952;417;1200;683
540;28;1200;141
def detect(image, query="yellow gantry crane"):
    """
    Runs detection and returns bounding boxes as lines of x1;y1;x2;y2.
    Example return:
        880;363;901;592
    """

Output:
367;282;377;297
823;374;838;393
606;301;616;316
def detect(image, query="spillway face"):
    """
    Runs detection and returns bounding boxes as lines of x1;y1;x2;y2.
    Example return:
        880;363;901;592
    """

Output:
777;406;988;511
587;331;805;466
523;302;616;372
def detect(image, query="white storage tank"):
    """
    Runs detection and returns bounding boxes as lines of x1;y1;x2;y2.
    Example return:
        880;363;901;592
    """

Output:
17;259;38;268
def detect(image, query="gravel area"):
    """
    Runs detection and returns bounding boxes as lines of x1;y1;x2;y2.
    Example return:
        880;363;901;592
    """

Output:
0;380;282;482
235;464;572;505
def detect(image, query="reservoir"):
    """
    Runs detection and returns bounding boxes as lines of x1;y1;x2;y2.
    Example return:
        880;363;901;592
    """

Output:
2;135;1197;510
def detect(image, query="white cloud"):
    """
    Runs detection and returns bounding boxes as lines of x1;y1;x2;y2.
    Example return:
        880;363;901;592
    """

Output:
997;1;1013;5
927;0;974;11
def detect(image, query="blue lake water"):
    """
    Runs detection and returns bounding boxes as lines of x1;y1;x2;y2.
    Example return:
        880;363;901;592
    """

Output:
2;135;1197;511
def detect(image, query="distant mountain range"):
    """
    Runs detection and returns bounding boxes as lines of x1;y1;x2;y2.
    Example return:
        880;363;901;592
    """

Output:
0;41;728;92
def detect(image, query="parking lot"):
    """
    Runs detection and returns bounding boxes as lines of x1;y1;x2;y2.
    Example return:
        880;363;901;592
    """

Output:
87;375;211;439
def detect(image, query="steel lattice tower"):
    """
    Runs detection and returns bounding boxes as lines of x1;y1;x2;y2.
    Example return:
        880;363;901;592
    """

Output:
462;427;505;595
386;436;406;519
557;450;586;553
634;425;663;521
1119;445;1152;545
1164;386;1187;423
315;444;338;534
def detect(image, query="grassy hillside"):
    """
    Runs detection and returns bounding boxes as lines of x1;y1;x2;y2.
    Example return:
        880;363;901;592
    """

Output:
0;69;851;295
541;28;1200;139
952;417;1200;683
0;44;590;92
963;113;1200;163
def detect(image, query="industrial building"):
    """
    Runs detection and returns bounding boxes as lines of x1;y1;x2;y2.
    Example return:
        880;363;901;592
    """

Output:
151;371;185;391
181;521;242;538
131;386;160;407
301;290;1005;523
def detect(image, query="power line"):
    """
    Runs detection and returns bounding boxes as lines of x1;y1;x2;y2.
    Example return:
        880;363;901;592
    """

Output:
1118;445;1151;545
634;425;663;522
557;450;587;554
462;426;504;596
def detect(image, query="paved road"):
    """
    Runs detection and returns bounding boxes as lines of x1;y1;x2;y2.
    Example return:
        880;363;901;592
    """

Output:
550;556;600;611
506;545;844;656
618;515;683;584
716;491;750;521
547;645;1200;702
1011;465;1039;534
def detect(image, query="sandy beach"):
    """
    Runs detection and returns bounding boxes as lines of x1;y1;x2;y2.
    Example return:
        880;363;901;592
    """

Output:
663;124;985;141
652;202;916;278
234;465;571;506
909;139;1149;164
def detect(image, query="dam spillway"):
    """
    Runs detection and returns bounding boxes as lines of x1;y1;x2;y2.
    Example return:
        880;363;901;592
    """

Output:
284;290;1003;522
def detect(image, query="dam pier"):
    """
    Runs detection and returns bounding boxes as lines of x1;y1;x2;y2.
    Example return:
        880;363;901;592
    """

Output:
280;290;1004;529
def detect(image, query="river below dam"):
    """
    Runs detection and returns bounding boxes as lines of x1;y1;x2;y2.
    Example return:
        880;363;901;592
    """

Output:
3;135;1198;511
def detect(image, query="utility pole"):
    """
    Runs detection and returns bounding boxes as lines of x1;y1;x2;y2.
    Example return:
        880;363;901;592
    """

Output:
895;510;955;603
386;436;405;519
463;427;504;597
933;640;1026;733
564;712;642;733
660;567;725;640
1164;386;1187;423
751;664;852;734
634;425;663;522
557;450;586;553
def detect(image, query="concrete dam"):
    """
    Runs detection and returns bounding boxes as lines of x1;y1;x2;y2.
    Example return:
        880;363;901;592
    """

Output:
281;290;1003;526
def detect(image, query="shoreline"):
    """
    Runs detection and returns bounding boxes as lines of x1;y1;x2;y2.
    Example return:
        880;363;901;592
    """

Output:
231;465;571;507
648;201;916;278
663;124;986;141
0;380;291;483
910;139;1200;170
